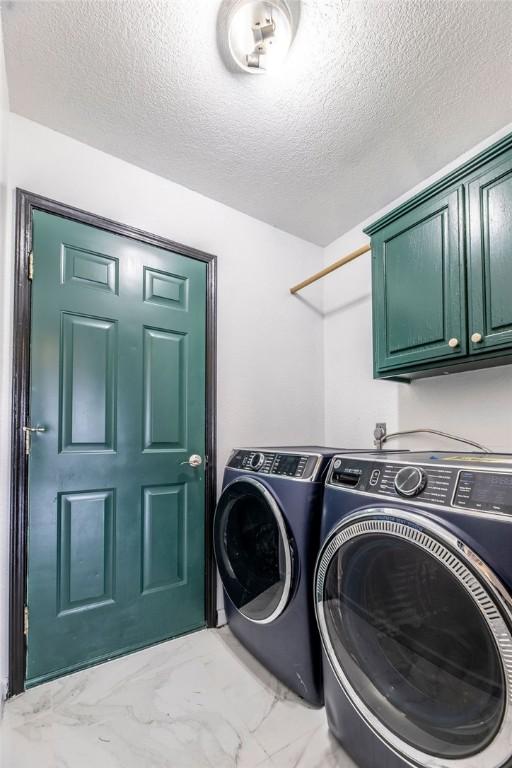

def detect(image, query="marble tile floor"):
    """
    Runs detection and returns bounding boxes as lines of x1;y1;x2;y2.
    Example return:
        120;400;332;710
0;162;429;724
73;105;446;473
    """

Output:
0;626;358;768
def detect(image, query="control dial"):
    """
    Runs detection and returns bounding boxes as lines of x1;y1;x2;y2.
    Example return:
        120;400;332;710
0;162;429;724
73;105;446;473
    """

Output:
249;452;265;471
394;466;427;497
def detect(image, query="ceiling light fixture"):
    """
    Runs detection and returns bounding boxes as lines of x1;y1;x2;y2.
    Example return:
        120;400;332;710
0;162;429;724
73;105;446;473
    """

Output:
226;0;295;74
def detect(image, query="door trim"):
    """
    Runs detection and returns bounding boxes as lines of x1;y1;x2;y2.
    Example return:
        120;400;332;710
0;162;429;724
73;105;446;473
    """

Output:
9;188;217;696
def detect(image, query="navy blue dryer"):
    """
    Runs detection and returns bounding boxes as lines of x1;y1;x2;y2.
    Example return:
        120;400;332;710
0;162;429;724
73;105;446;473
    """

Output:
315;451;512;768
214;446;345;706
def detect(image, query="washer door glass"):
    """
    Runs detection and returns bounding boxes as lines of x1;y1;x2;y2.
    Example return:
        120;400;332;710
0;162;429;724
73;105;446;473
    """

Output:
214;479;292;623
321;532;506;759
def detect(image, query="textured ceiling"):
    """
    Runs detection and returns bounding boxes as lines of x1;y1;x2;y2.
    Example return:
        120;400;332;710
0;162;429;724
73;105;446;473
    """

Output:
3;0;512;245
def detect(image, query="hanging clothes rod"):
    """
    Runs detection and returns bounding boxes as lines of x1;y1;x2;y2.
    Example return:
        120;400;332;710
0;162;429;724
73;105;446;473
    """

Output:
289;242;371;294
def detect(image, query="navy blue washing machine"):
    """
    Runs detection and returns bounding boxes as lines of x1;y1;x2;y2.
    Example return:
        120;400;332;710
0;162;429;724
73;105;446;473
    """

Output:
315;451;512;768
214;446;377;707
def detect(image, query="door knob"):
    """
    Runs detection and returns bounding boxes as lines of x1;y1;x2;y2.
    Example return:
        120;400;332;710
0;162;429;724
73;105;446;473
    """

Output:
448;338;459;348
180;454;203;468
471;332;483;343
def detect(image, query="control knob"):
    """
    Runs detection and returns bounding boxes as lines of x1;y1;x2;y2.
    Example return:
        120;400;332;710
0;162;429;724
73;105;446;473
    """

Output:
249;452;265;471
394;466;427;497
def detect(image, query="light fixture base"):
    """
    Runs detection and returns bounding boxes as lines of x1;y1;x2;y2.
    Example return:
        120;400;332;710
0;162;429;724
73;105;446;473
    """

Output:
218;0;299;75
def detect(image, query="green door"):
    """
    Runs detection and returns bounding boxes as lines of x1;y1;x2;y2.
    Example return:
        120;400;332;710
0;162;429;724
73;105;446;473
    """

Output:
372;187;466;374
26;211;207;686
468;151;512;354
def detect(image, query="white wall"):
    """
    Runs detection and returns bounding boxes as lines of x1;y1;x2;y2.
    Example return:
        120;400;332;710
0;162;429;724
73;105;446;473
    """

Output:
0;24;10;706
322;228;399;450
0;113;325;690
321;122;512;454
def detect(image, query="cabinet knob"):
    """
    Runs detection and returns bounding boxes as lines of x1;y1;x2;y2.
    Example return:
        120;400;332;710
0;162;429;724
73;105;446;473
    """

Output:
471;332;483;343
448;338;459;348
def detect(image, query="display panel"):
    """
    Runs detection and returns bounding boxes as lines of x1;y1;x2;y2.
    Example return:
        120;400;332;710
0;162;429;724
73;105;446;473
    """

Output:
454;471;512;514
472;473;512;505
275;454;301;476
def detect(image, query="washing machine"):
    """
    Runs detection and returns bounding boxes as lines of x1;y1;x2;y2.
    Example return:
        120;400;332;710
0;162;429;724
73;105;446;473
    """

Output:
314;451;512;768
214;446;382;707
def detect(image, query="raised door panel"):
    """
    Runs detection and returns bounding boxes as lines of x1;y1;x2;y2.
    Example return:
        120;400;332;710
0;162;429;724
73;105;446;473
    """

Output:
142;327;187;451
141;485;187;594
60;313;117;452
61;245;119;294
468;152;512;353
144;267;188;310
372;187;466;374
58;489;115;613
385;216;445;352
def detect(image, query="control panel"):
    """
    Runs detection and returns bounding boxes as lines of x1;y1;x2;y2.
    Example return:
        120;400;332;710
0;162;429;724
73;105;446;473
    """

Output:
228;450;319;480
328;456;512;515
329;457;457;508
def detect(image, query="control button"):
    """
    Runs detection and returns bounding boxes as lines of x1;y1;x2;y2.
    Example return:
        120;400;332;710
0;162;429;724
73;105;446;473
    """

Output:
394;466;427;497
333;459;342;470
248;452;265;471
370;469;381;486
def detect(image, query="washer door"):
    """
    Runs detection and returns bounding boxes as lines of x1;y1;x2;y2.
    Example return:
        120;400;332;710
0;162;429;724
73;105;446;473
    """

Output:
214;477;293;624
315;509;512;768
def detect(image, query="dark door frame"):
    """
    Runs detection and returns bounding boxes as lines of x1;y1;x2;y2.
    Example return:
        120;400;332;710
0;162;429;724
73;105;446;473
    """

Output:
9;188;217;696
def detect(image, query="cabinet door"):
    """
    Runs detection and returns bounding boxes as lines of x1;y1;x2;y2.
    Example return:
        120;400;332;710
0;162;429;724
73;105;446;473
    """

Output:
372;187;466;374
468;152;512;354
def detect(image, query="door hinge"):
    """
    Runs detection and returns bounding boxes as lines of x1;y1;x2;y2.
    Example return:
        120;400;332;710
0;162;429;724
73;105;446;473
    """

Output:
24;427;31;456
23;425;47;455
28;251;34;281
24;605;29;636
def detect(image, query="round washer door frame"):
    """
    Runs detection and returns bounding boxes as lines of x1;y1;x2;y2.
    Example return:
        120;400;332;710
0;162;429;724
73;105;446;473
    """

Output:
214;476;294;625
314;508;512;768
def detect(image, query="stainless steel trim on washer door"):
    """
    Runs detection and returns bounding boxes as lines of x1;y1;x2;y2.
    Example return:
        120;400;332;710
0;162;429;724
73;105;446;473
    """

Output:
214;477;293;625
314;508;512;768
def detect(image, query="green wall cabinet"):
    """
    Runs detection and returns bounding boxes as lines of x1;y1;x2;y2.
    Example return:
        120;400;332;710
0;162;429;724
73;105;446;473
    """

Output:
468;151;512;355
366;136;512;380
